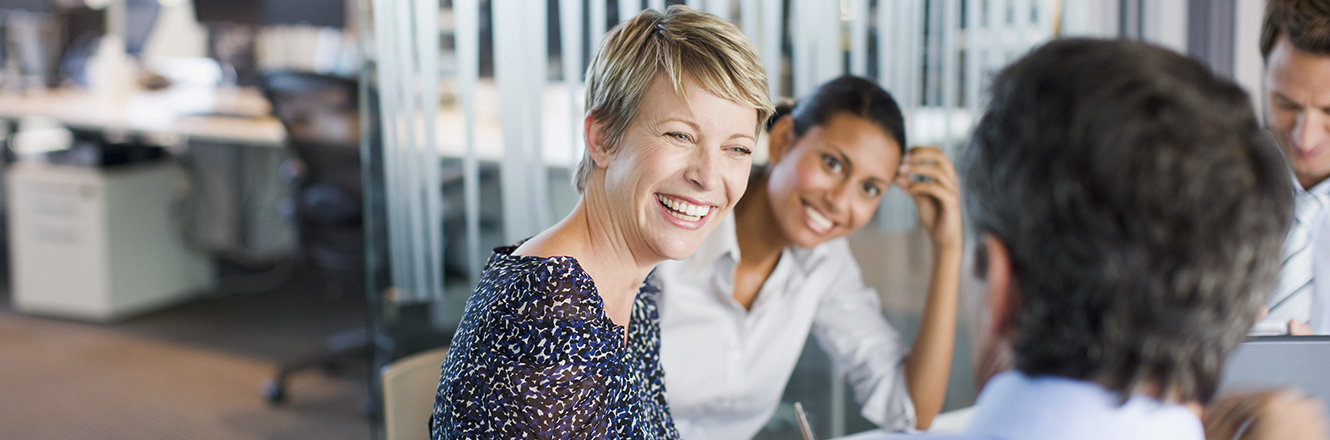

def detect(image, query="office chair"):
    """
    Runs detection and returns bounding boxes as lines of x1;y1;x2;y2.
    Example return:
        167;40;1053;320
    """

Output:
256;70;370;404
380;347;450;440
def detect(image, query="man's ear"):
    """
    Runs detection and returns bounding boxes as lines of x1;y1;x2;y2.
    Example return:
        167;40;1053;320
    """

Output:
584;113;611;168
767;115;796;165
981;234;1020;339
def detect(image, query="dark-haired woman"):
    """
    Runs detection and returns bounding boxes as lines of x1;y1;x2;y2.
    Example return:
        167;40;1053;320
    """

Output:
655;75;962;439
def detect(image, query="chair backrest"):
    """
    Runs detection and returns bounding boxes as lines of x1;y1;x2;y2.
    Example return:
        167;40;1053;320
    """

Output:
258;70;361;147
258;70;366;270
381;347;449;440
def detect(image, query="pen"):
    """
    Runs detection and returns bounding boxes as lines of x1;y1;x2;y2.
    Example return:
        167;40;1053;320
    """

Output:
794;401;817;440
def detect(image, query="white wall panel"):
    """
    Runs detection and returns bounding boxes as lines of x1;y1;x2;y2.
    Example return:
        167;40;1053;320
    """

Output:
849;0;869;77
457;0;482;279
761;0;781;100
561;0;587;189
1144;1;1188;53
814;0;843;90
591;0;608;55
620;0;641;21
372;0;445;302
1234;0;1267;117
494;0;553;244
705;0;733;20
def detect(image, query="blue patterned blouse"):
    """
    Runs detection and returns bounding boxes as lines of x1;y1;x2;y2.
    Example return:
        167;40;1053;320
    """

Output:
429;244;679;439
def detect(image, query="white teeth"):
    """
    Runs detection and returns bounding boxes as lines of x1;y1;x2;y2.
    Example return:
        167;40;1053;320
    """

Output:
657;194;709;222
805;205;833;233
669;210;702;222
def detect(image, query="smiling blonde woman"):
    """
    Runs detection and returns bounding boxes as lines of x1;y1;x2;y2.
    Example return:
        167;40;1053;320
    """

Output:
429;6;772;440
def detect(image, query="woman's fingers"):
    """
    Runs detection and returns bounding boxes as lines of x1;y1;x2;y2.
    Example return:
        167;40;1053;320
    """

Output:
896;162;960;211
898;163;957;193
897;178;964;246
897;146;959;192
900;179;958;206
902;181;960;229
891;146;963;248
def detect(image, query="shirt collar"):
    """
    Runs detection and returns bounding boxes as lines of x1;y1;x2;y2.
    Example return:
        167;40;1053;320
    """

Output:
687;213;741;273
686;213;830;275
965;371;1204;440
785;241;825;273
1298;174;1330;197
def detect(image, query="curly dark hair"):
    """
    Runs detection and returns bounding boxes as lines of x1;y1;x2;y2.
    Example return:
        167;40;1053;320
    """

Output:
963;39;1293;404
1261;0;1330;61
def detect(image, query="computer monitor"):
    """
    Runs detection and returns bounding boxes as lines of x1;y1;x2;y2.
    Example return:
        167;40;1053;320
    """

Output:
193;0;344;28
264;0;344;28
1220;336;1330;420
193;0;261;25
0;0;51;13
124;0;160;57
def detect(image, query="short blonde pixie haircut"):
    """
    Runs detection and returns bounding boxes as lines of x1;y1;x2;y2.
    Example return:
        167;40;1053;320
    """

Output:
574;5;774;193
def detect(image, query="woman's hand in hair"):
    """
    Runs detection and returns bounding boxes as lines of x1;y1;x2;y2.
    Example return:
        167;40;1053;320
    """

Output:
897;145;965;430
895;146;962;252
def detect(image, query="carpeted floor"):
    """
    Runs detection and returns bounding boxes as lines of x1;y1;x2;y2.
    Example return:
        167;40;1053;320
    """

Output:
0;263;373;440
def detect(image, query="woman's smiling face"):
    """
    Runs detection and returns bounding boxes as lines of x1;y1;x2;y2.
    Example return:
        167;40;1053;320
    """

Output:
766;112;902;248
595;73;758;262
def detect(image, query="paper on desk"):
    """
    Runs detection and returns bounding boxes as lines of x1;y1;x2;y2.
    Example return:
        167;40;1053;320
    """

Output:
828;407;975;439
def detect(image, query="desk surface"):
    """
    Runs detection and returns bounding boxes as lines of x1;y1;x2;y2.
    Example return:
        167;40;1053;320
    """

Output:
0;86;286;148
833;407;975;439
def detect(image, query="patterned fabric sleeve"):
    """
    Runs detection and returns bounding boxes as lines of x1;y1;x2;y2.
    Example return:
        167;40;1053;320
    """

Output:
480;305;623;437
432;251;658;439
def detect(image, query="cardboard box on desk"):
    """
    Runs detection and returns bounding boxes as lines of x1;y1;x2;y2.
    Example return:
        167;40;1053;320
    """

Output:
7;160;213;322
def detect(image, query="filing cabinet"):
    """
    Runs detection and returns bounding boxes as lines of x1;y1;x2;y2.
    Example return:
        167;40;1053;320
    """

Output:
7;161;212;321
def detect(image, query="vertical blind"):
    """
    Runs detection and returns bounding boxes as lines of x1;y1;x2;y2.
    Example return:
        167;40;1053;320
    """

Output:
371;0;445;303
372;0;1077;296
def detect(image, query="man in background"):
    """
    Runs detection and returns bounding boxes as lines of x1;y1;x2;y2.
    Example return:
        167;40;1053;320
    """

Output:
1257;0;1330;335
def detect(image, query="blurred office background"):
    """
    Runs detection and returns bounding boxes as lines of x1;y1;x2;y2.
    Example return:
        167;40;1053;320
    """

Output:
0;0;1269;439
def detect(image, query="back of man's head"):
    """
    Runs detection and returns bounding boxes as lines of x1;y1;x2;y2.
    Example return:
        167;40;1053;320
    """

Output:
1262;0;1330;62
963;38;1293;404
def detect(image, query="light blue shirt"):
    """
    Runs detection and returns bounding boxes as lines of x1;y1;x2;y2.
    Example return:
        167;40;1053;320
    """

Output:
915;372;1203;440
1257;176;1330;334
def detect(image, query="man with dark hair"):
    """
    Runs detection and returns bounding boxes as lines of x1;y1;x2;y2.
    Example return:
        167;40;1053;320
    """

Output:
913;38;1304;439
1256;0;1330;335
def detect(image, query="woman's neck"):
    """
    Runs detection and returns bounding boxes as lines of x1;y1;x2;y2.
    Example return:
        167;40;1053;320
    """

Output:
514;197;654;329
730;173;793;309
735;174;792;264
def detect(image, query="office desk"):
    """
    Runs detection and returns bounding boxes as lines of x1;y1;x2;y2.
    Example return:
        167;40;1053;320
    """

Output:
0;85;294;253
0;86;285;147
1;86;289;321
832;407;975;439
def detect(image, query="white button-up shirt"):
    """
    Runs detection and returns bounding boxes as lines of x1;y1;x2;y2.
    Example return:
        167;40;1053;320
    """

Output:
912;372;1203;440
1257;177;1330;334
656;215;914;440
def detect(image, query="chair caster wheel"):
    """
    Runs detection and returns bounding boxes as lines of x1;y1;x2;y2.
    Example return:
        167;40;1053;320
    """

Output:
261;379;286;404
